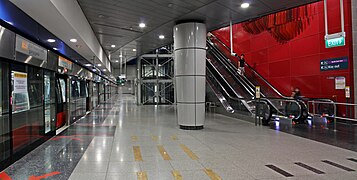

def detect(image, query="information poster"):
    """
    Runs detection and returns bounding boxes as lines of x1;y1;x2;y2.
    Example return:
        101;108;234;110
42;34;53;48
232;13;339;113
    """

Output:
12;71;30;113
335;76;346;90
14;71;28;93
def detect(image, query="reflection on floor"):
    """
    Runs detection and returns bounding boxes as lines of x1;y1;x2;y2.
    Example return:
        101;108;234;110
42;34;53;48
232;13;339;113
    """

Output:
270;118;357;152
1;94;357;180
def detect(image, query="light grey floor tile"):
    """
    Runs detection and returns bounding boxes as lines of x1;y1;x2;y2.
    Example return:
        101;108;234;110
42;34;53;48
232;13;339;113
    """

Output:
73;160;109;173
107;161;141;173
170;160;204;171
180;170;211;180
105;172;137;180
69;173;106;180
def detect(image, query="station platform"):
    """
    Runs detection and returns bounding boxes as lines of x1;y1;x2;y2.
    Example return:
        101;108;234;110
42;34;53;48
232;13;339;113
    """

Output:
1;94;357;180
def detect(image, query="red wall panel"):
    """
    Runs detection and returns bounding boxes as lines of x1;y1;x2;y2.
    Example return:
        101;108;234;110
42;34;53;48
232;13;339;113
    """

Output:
212;0;353;102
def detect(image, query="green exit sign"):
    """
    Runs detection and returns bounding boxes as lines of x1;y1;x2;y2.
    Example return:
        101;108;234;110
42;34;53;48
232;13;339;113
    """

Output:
325;37;345;48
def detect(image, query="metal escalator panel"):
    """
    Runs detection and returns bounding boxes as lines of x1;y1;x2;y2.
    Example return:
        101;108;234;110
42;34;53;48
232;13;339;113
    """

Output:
206;34;308;122
206;67;252;114
206;57;252;99
207;50;254;98
208;34;285;99
206;75;234;114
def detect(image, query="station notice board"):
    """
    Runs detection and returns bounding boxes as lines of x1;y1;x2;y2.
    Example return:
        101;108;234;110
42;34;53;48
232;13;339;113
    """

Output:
320;57;348;71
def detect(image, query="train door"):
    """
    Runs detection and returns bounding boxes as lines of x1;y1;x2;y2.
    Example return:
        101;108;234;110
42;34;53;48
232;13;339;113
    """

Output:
86;80;91;112
55;74;68;130
92;82;98;108
43;70;56;135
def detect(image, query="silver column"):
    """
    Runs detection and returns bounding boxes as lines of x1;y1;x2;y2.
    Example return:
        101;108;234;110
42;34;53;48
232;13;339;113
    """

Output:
174;22;206;130
352;0;357;116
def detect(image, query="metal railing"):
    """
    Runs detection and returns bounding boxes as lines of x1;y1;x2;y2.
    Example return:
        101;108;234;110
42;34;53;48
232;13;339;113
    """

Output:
308;100;356;131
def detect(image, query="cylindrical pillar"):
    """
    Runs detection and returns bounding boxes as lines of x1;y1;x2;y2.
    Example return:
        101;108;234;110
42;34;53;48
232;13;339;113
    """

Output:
174;22;206;130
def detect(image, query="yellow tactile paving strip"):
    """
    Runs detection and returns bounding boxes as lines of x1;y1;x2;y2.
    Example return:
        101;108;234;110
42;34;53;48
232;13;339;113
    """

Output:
131;136;138;141
179;144;199;160
172;170;183;180
137;171;148;180
152;135;158;141
171;135;178;140
157;145;172;160
133;146;143;161
204;169;222;180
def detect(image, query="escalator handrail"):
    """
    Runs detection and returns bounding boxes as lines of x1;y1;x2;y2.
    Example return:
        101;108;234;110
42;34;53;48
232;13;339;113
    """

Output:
207;58;254;98
207;41;258;96
207;34;307;119
208;44;304;118
208;66;303;119
207;44;257;97
207;67;254;114
208;34;289;99
206;76;235;113
208;43;294;116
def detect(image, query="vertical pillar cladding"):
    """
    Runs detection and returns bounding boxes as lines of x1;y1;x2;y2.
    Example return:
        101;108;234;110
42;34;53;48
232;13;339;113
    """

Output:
352;0;357;115
174;22;206;130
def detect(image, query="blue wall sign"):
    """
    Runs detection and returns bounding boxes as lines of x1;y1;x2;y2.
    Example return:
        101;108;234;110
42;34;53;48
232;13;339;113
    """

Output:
320;57;348;71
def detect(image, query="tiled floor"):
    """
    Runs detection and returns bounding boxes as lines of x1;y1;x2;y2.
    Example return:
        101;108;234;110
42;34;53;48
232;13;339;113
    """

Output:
2;94;357;179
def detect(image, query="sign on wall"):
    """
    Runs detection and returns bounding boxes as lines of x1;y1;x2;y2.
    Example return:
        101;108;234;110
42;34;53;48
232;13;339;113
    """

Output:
320;57;348;71
255;86;260;99
345;86;350;98
325;36;345;48
58;56;73;70
335;76;345;90
15;35;47;61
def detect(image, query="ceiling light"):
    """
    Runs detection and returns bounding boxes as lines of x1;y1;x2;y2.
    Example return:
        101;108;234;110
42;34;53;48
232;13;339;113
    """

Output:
103;69;107;72
53;48;58;50
115;60;119;63
47;39;56;43
133;49;137;52
241;3;250;8
70;39;77;43
85;64;92;67
119;54;123;58
159;35;165;39
97;64;102;67
139;23;146;28
111;44;116;48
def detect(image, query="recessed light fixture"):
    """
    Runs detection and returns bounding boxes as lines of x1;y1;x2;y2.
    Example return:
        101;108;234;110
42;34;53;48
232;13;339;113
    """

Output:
139;23;146;28
241;3;250;8
70;39;77;43
119;54;123;58
47;39;56;43
85;64;92;67
53;47;58;50
133;49;137;52
97;64;102;67
111;44;116;48
103;69;107;72
115;60;119;63
159;35;165;39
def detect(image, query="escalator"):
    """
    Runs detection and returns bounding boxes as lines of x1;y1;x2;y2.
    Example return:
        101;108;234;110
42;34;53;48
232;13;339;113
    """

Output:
206;34;308;125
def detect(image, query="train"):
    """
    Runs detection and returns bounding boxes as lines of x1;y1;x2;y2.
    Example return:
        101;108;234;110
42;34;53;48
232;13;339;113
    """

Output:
0;25;117;169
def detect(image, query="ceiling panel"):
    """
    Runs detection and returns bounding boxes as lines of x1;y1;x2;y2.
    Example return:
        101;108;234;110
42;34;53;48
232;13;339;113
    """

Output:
77;0;321;68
